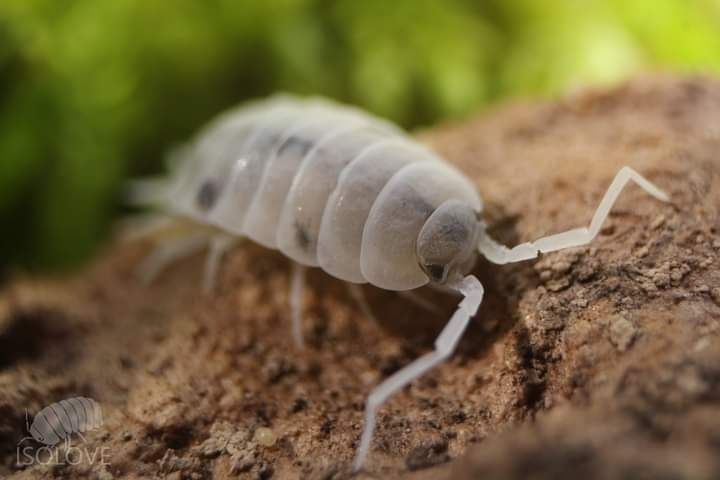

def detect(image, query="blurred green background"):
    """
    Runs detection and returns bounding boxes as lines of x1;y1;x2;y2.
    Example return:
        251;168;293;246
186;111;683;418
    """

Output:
1;0;720;273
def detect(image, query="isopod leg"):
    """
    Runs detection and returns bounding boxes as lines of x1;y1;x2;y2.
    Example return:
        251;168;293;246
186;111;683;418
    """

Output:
202;235;237;293
346;283;377;324
137;232;210;286
397;289;441;314
352;275;484;472
290;263;306;349
478;166;670;264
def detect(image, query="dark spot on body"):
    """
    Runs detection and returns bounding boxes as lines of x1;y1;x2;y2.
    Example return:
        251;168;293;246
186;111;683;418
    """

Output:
277;135;314;157
196;179;220;211
295;221;312;252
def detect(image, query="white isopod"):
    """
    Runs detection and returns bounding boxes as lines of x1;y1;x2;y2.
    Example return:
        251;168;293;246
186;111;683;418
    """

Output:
128;95;670;471
22;397;103;446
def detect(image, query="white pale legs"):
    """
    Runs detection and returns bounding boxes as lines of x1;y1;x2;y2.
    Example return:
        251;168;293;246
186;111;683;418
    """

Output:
137;232;211;286
290;263;307;349
202;235;237;292
137;231;236;294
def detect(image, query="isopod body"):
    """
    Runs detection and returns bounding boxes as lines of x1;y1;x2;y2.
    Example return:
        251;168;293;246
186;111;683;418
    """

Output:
164;96;482;290
27;397;103;446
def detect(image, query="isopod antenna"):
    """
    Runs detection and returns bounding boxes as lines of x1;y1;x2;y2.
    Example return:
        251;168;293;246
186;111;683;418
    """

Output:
477;166;669;264
16;409;33;446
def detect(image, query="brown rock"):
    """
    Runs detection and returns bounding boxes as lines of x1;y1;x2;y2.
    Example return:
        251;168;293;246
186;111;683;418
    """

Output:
1;76;720;479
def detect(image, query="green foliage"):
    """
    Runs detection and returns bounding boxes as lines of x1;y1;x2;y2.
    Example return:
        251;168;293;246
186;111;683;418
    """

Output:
1;0;719;270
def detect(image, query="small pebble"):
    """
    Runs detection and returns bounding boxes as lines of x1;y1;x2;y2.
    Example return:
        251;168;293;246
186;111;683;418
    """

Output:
254;427;276;447
711;288;720;305
650;214;666;230
551;260;572;274
405;439;450;471
694;337;711;352
609;315;636;352
640;281;658;296
258;463;274;479
670;270;684;282
571;298;588;308
230;450;256;473
600;223;615;235
96;467;114;480
546;278;570;292
652;271;670;288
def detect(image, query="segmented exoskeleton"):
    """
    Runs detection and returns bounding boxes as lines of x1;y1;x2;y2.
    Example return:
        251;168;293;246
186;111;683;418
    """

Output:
128;95;670;471
22;397;103;446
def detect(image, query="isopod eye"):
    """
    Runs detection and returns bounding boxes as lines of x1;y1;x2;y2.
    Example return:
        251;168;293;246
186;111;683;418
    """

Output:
30;425;45;443
196;179;220;211
424;263;449;283
416;200;479;284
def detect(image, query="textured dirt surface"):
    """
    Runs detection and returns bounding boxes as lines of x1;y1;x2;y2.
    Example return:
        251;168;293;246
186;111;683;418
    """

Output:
1;76;720;479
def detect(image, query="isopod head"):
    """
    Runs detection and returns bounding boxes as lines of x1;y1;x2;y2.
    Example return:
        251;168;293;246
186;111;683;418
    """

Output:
416;199;480;284
29;413;62;445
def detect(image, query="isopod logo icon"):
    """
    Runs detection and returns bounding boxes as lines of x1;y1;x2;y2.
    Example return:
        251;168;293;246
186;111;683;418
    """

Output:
16;397;109;467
